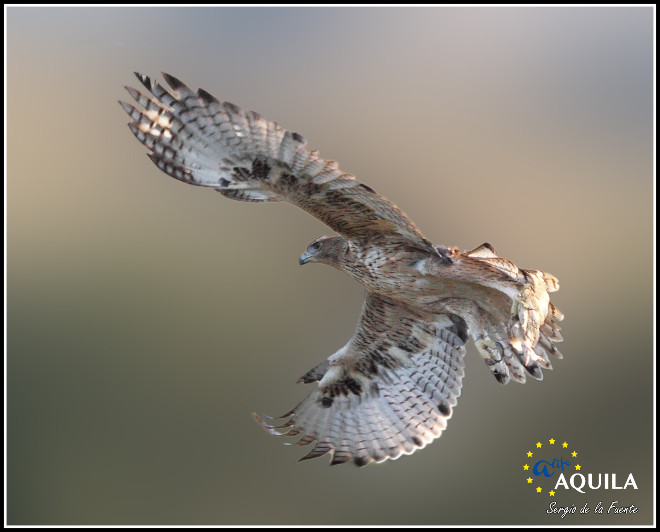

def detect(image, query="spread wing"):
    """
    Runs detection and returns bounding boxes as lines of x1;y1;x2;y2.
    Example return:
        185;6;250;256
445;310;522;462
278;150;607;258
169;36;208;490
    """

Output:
120;73;435;251
254;293;467;466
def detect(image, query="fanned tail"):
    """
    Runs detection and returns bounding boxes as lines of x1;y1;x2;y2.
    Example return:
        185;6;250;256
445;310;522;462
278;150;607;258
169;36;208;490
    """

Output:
428;244;564;385
458;242;564;384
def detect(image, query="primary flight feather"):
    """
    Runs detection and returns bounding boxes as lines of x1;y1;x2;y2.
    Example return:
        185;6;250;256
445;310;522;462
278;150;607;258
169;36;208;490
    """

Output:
121;72;564;467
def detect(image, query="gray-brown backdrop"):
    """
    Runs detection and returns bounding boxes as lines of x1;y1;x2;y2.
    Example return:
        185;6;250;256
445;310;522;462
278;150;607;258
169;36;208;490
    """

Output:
7;6;654;525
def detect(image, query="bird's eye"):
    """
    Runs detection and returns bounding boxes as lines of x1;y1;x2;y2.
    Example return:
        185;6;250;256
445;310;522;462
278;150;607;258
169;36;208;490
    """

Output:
310;241;320;252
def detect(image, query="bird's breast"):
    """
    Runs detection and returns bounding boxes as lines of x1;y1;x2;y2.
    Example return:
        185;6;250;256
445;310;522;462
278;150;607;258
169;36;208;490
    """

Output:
344;245;438;304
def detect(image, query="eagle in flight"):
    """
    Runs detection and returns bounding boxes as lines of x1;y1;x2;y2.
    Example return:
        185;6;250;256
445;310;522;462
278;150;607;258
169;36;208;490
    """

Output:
121;73;564;467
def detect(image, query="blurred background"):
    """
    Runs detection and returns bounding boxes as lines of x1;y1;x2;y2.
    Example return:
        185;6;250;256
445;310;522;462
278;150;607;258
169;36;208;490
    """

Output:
7;6;653;525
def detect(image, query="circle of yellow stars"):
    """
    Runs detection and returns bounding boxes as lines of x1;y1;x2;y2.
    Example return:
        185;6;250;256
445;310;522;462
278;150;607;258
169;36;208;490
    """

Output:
523;438;582;497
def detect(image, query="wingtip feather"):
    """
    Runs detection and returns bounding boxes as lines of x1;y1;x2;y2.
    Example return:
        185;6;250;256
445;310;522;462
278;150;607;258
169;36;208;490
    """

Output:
162;72;184;91
252;412;284;436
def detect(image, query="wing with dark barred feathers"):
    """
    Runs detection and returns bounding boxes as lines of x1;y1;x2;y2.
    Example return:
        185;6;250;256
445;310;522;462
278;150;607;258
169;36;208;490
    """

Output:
253;294;467;467
120;72;435;251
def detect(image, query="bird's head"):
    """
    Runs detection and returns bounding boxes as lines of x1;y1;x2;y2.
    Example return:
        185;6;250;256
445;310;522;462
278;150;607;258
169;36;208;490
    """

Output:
299;236;353;267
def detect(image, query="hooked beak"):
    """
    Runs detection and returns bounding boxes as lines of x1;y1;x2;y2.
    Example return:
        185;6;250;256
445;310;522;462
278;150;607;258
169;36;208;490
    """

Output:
299;252;312;265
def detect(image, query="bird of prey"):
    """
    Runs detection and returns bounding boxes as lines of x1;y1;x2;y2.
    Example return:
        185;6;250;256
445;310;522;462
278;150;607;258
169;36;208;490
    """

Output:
120;73;564;467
